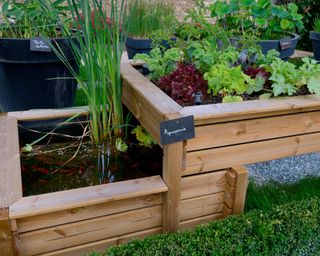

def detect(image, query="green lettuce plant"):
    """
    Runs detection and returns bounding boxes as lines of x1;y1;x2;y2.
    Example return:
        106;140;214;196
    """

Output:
134;47;183;81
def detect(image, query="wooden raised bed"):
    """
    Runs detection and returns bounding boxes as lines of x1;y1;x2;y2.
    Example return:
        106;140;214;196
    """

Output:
121;62;320;230
0;109;246;255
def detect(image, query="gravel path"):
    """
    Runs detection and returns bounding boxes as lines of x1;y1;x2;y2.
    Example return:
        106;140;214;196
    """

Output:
246;153;320;185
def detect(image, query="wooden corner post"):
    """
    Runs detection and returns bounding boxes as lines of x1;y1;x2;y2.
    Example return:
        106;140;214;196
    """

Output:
0;116;22;208
0;116;22;256
162;141;183;233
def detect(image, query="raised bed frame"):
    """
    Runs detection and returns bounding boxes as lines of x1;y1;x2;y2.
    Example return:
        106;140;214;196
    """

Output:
0;107;246;255
121;62;320;229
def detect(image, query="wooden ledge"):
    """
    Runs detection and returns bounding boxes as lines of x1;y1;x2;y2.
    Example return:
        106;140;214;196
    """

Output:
6;106;89;121
10;175;167;219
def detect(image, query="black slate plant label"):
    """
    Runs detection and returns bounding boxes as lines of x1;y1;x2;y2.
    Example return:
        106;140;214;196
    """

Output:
30;37;51;52
280;37;292;50
160;115;195;145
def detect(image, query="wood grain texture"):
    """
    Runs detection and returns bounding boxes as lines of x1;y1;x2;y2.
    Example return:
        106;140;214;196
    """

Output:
16;194;162;233
185;132;320;174
231;166;249;215
0;208;15;256
39;227;162;256
121;63;182;144
180;95;320;125
19;205;162;255
179;213;223;230
180;193;224;221
181;171;227;200
162;141;183;233
0;116;22;208
10;175;167;219
7;107;89;121
187;111;320;151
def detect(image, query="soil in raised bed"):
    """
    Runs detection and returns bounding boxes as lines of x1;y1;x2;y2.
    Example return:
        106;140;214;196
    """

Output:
20;126;162;196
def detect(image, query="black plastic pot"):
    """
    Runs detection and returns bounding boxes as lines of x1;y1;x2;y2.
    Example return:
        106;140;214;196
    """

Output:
125;36;176;59
259;33;299;61
310;31;320;61
228;33;299;61
0;37;77;112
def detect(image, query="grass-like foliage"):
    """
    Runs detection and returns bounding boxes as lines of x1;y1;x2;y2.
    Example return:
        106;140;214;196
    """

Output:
245;176;320;212
53;0;128;145
313;16;320;33
88;197;320;255
0;0;70;38
125;0;176;39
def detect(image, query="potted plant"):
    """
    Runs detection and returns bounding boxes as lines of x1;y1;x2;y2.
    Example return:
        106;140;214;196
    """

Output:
210;0;304;60
0;0;77;112
124;0;177;59
310;16;320;61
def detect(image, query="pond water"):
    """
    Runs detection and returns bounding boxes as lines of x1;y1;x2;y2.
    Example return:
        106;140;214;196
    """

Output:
20;134;162;196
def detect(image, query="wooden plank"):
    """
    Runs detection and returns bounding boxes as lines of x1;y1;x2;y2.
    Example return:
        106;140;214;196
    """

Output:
162;140;183;233
226;169;237;187
179;213;223;231
7;106;89;121
224;185;235;209
185;132;320;174
19;205;162;255
0;116;22;208
122;82;163;144
0;208;15;256
10;175;167;219
180;193;224;221
16;194;162;233
231;166;249;215
187;111;320;151
121;63;181;120
40;227;162;256
180;95;320;125
181;171;227;200
222;204;233;218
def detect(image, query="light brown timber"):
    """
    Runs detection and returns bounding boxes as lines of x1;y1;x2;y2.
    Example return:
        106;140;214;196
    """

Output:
180;193;224;221
39;227;162;256
179;213;223;230
19;205;162;255
0;208;15;256
187;111;320;151
231;166;249;215
185;132;320;175
180;95;320;125
162;113;184;232
15;194;162;233
181;171;227;199
0;116;22;208
10;175;167;219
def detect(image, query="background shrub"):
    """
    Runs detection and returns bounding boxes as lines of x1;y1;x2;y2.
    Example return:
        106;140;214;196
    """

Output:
276;0;320;50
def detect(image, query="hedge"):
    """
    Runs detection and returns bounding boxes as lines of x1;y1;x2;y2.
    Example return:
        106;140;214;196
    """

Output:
89;198;320;256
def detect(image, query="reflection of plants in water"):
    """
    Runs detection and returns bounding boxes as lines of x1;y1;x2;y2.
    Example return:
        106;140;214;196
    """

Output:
21;139;162;196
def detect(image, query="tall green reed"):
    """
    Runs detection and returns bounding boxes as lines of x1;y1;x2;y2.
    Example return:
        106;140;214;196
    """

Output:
125;0;176;38
53;0;129;145
313;16;320;33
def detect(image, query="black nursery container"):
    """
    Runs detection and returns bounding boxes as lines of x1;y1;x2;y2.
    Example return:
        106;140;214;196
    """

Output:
125;36;176;59
310;31;320;61
0;37;77;112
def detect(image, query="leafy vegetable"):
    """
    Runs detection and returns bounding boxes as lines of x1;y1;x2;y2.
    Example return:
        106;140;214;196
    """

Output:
134;47;183;81
204;64;254;101
157;63;208;105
